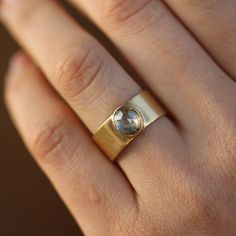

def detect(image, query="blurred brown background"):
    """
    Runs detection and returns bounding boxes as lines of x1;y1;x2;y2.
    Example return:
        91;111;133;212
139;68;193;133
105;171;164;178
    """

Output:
0;2;96;236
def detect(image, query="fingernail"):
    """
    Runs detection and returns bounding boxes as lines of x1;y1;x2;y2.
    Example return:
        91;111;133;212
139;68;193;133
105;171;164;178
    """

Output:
8;52;29;74
4;52;28;90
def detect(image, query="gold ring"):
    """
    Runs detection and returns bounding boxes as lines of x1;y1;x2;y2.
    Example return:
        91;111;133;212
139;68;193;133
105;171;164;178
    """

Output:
93;91;167;161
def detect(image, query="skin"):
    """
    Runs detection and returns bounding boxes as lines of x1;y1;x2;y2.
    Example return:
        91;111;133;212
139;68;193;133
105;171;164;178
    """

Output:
1;0;236;235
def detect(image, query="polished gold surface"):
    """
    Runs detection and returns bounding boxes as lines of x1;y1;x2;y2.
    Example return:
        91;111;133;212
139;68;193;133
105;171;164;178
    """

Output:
93;91;167;161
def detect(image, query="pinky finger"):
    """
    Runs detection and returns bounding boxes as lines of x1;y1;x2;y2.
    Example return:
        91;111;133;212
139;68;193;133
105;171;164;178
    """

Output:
4;52;137;236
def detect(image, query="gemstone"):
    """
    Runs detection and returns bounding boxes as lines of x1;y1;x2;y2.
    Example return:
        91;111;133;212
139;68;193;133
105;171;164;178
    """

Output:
113;106;142;135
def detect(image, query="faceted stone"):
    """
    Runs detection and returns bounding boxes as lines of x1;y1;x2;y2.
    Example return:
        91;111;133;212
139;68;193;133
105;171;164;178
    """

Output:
113;106;142;135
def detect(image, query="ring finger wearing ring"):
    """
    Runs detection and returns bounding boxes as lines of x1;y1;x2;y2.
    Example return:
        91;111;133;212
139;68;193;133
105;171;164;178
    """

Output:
0;0;187;207
0;0;177;167
93;91;166;160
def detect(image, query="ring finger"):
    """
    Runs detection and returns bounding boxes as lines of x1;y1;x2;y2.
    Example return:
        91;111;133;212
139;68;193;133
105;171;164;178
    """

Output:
0;0;178;193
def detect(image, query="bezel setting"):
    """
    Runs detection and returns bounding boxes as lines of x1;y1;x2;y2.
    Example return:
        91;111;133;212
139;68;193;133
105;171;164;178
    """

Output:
112;105;144;137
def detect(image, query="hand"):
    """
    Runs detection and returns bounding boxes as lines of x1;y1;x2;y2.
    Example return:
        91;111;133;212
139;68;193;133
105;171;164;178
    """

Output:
1;0;236;235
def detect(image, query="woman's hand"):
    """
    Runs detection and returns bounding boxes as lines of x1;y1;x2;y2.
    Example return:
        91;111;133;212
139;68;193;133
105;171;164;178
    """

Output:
1;0;236;235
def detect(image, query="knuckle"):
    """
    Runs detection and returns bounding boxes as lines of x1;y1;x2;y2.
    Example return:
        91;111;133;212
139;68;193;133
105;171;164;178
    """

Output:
55;47;105;100
31;117;69;163
103;0;158;29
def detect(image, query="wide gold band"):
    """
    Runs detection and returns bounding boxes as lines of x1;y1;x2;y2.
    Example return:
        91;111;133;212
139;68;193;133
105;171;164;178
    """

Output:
93;91;166;161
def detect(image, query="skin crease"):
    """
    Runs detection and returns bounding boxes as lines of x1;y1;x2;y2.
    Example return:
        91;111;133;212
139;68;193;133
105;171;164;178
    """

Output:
1;0;236;235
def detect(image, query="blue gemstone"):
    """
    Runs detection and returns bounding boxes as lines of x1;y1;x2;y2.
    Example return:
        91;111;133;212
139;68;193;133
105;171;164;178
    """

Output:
113;107;142;135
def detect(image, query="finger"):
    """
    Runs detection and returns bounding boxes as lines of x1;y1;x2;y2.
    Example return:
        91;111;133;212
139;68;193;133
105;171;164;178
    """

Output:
0;0;141;133
163;0;236;79
4;52;137;235
68;0;236;131
0;0;180;192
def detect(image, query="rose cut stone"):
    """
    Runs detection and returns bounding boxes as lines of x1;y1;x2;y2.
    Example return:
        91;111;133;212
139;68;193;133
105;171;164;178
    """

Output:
113;106;142;135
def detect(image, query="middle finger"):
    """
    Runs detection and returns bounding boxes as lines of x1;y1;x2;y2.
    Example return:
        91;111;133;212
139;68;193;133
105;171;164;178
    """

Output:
69;0;236;132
